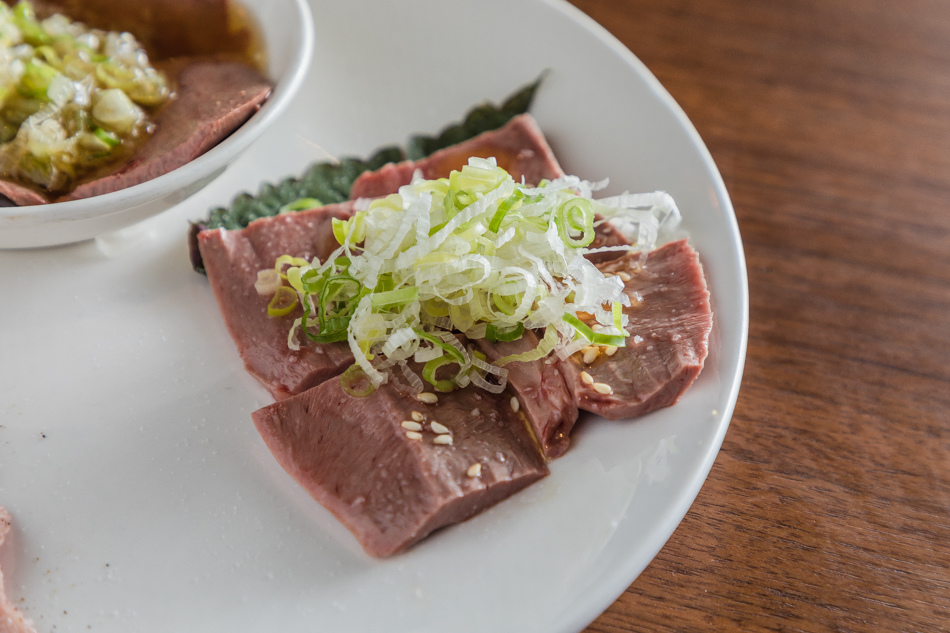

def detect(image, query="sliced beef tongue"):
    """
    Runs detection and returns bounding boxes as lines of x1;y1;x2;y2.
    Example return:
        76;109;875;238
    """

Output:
252;377;548;558
563;239;712;420
198;202;358;400
0;506;38;633
472;332;578;459
348;113;565;199
60;60;272;202
0;181;47;207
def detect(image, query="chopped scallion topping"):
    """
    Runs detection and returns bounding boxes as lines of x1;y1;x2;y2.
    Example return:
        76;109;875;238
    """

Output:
258;157;682;395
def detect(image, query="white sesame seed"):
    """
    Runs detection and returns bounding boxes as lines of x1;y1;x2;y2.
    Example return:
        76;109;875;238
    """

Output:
580;370;594;385
592;382;614;395
416;392;439;404
405;431;423;440
432;434;453;445
467;463;482;477
411;411;425;422
604;345;619;357
510;396;520;413
429;421;450;435
583;347;600;365
617;272;631;282
401;421;423;431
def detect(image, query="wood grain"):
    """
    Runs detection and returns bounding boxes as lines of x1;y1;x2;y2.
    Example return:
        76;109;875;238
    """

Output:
566;1;950;631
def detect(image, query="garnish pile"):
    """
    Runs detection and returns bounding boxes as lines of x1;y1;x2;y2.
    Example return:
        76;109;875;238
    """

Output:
255;157;681;396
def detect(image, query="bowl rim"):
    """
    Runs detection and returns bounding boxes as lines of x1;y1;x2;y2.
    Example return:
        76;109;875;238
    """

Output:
0;0;315;227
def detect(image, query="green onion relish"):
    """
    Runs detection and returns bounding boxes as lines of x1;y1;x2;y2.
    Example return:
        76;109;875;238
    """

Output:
0;1;168;193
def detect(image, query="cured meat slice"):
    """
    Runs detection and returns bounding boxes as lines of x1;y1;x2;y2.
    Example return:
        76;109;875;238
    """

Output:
0;507;38;633
562;239;712;420
198;202;357;400
252;378;548;557
472;332;578;459
348;113;565;199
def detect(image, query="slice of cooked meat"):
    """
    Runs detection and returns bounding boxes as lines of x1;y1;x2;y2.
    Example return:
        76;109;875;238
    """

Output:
198;202;358;400
0;506;38;633
562;239;712;420
472;332;578;459
60;60;272;202
348;113;565;199
252;378;548;557
0;181;46;206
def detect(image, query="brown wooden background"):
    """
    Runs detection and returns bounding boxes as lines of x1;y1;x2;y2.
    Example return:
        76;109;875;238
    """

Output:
566;1;950;631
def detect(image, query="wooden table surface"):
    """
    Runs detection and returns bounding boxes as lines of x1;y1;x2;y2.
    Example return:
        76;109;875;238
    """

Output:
566;1;950;631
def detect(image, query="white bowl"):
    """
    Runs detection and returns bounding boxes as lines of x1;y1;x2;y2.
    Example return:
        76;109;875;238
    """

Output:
0;0;314;249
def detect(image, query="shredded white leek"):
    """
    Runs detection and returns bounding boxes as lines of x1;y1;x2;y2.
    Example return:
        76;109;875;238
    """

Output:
268;157;681;394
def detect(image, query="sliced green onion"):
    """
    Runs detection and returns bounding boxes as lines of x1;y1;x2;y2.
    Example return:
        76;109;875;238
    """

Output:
371;286;419;310
562;312;594;341
331;217;348;245
93;127;120;148
485;322;524;343
18;60;57;99
443;188;477;220
422;355;458;392
488;189;523;232
339;364;375;398
414;329;465;364
267;286;298;317
275;255;309;278
279;197;322;214
590;331;628;347
332;211;366;245
495;325;558;366
13;2;50;46
612;301;625;331
95;62;137;91
556;197;595;248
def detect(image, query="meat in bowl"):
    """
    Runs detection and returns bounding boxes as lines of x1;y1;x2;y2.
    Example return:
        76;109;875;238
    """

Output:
0;0;271;205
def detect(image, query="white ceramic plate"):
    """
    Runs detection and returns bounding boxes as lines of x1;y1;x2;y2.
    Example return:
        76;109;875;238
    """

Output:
0;1;748;632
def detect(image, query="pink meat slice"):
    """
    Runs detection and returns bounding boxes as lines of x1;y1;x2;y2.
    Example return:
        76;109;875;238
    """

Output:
348;113;565;199
198;202;358;400
0;182;44;207
61;61;271;202
562;239;713;420
0;507;38;633
472;332;578;459
252;378;548;557
0;60;272;205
